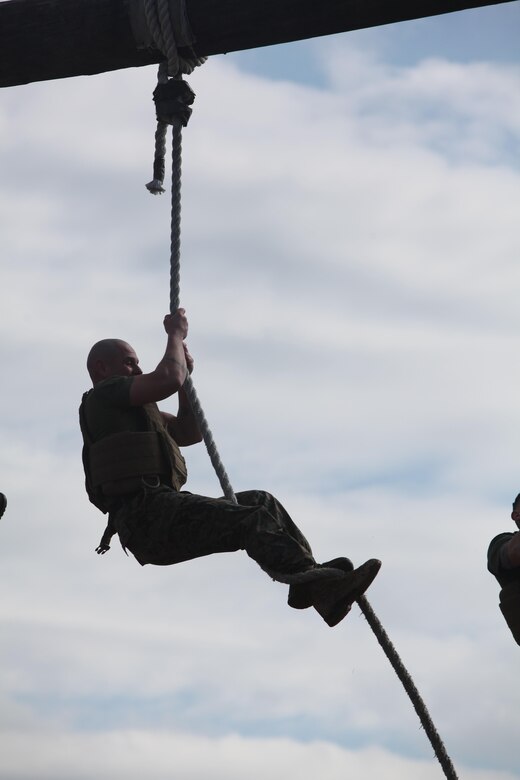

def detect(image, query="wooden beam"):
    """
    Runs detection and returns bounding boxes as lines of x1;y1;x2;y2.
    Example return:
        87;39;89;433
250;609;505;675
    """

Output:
0;0;515;88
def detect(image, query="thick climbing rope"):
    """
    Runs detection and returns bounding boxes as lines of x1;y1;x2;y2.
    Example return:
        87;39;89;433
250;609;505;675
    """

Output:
144;0;234;500
162;86;237;502
143;4;458;777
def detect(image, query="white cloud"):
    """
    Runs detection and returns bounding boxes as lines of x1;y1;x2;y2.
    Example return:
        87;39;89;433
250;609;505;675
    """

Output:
322;45;520;163
0;726;518;780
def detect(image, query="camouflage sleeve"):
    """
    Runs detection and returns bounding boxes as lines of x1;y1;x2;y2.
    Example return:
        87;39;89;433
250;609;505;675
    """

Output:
93;376;134;407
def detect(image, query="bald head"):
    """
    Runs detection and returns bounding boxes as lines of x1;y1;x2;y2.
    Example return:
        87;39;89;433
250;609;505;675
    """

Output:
87;339;141;384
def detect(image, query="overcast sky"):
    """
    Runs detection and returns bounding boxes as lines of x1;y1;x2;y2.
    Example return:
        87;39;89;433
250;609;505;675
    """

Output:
1;3;520;779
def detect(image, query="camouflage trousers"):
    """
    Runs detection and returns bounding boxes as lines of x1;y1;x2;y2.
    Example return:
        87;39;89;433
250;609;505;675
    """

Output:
111;486;316;579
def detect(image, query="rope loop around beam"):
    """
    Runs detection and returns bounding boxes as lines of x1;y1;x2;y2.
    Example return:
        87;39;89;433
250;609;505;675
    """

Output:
143;0;206;193
142;0;206;77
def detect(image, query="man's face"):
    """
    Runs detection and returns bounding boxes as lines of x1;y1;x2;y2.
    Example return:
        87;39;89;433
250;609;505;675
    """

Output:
511;508;520;530
104;342;142;378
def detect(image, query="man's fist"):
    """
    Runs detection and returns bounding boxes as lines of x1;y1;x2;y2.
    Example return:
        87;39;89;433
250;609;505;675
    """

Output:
163;309;188;339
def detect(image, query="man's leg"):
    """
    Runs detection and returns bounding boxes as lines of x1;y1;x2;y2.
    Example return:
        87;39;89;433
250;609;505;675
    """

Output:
120;486;381;627
121;487;317;575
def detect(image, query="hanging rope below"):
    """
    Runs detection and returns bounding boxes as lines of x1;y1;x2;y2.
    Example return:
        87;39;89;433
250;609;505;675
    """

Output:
142;3;458;777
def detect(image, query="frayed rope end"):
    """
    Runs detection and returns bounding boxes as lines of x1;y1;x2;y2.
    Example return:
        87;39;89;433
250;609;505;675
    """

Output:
146;179;165;195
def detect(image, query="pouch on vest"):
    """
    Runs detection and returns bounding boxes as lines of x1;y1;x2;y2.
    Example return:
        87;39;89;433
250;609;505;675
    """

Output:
499;581;520;646
89;431;168;496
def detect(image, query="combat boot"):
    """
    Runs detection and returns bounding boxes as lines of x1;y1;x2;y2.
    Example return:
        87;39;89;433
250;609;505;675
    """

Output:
288;557;353;610
311;558;381;627
0;493;6;520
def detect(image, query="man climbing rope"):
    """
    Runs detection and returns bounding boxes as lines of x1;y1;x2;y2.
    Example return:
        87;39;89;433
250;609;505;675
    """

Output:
487;493;520;645
79;309;381;627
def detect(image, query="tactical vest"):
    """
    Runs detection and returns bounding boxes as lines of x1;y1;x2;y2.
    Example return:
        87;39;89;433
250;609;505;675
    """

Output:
79;394;187;513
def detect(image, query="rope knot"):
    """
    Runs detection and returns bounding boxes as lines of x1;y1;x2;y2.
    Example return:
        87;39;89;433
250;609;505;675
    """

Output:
153;78;195;127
